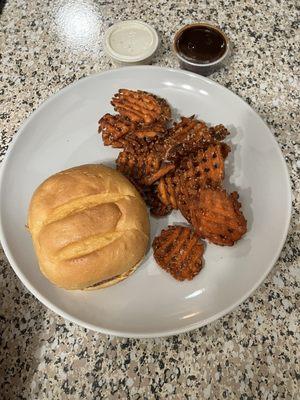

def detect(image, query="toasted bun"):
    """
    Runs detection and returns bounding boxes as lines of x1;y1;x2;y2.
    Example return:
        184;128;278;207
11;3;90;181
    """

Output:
28;164;150;290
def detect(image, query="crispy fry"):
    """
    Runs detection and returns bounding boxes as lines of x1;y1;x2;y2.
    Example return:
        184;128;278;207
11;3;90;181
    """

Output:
116;149;175;188
220;142;231;159
98;113;135;147
179;143;228;189
188;188;247;246
116;150;138;179
157;143;228;211
153;225;204;280
209;124;230;141
143;185;173;216
116;149;173;216
98;89;247;260
177;193;193;223
157;174;179;209
144;163;175;185
155;116;213;161
157;172;193;222
118;174;172;217
134;122;166;139
99;113;167;149
111;89;171;125
125;133;156;154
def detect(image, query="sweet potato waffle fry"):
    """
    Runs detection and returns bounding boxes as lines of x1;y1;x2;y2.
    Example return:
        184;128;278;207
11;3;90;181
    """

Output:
153;225;204;280
134;122;166;139
117;172;172;217
111;89;171;125
188;188;247;246
157;173;179;209
99;114;167;149
116;149;175;187
209;124;230;141
157;173;194;223
143;185;173;217
120;134;152;154
155;116;214;161
98;88;248;281
179;143;229;188
98;113;136;147
157;143;230;209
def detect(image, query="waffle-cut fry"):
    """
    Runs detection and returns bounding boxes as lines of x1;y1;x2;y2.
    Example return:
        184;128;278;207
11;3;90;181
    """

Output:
134;122;166;139
98;114;135;147
157;174;179;209
209;124;230;141
152;225;204;280
111;89;171;125
99;114;168;149
188;188;247;246
157;143;229;211
144;163;175;185
120;134;153;154
98;89;247;261
116;150;175;188
114;170;172;217
177;193;193;223
143;185;173;217
157;172;193;222
220;142;231;159
179;143;228;189
116;150;137;180
155;116;214;161
116;150;173;216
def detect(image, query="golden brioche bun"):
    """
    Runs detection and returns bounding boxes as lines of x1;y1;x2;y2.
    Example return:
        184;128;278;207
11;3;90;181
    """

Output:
27;164;149;290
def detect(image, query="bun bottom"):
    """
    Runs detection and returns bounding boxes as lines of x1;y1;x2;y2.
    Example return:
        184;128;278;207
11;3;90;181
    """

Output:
83;259;143;291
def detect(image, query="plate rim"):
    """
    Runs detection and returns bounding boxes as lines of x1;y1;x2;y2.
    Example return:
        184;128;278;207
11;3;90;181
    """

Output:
0;66;292;338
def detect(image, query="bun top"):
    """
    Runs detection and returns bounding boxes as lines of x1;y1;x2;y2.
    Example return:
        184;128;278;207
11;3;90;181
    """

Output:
28;164;150;289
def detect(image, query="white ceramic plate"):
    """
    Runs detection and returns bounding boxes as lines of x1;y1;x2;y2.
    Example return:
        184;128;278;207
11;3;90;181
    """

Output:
0;67;291;338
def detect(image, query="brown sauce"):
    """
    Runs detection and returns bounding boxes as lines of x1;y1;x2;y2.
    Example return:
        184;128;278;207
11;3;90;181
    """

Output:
176;25;227;64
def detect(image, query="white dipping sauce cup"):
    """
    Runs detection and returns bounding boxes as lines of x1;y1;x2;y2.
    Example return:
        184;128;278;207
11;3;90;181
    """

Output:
104;20;159;66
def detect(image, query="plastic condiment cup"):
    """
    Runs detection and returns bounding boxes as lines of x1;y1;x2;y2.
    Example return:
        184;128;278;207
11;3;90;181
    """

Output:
173;22;231;76
104;20;159;66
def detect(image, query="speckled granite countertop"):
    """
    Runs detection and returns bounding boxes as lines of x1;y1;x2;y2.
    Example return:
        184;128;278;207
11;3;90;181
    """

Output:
1;1;299;399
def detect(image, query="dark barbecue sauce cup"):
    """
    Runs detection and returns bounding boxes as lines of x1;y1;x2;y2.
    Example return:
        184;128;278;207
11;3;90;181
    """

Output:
174;23;230;76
